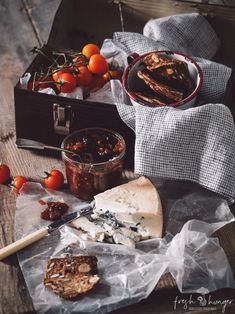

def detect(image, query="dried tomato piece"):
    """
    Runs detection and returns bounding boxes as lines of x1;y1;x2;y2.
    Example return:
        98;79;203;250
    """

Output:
40;201;69;221
38;199;46;205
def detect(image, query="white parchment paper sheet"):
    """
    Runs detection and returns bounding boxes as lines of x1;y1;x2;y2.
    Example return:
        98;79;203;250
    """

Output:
15;182;235;313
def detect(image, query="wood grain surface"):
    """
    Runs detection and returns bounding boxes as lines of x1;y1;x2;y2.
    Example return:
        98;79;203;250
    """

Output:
0;1;235;313
0;1;61;313
178;0;235;6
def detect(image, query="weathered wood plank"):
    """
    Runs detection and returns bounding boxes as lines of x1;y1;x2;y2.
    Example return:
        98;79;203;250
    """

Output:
0;215;35;314
0;137;63;314
179;0;235;6
0;0;37;310
0;1;60;313
23;0;61;45
120;0;235;20
0;0;37;133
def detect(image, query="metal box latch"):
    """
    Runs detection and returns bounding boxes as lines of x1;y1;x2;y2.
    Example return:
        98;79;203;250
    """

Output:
53;104;72;135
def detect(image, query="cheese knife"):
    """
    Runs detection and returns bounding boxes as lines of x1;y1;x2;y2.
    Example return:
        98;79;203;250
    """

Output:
0;205;92;261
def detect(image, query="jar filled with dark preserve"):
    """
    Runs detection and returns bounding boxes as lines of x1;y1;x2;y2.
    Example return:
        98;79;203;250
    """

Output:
61;128;126;201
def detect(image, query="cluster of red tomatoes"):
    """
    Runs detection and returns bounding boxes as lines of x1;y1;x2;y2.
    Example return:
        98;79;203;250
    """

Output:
0;163;28;193
28;43;120;94
0;164;65;193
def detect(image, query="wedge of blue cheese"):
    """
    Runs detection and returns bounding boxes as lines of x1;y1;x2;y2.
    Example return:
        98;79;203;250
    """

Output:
71;176;163;247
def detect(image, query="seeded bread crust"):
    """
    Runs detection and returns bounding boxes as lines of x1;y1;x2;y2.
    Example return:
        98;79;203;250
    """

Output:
142;53;193;96
44;256;99;300
137;70;184;103
135;92;167;106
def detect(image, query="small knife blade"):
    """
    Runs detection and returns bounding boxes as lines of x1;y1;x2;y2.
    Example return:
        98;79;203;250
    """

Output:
0;204;93;261
47;204;93;233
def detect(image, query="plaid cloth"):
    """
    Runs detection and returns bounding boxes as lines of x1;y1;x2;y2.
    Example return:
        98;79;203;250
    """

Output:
109;13;235;201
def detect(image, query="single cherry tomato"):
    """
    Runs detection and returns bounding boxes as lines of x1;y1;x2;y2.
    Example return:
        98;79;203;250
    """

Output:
12;176;28;193
38;199;46;205
0;164;10;184
103;70;120;82
56;72;77;93
82;44;100;59
75;66;93;86
102;72;111;84
88;54;109;75
44;170;64;190
89;74;107;91
52;68;71;82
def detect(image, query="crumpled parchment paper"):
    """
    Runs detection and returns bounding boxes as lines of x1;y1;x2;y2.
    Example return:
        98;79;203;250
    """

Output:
15;181;235;313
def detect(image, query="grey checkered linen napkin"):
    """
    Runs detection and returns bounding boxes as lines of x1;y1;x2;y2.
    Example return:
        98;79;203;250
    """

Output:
110;13;235;201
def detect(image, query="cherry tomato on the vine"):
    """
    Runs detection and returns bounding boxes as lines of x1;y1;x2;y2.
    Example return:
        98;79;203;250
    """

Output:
0;164;10;184
89;74;107;91
56;72;77;93
52;68;71;82
82;44;100;59
44;170;64;190
103;70;120;82
75;66;92;86
102;72;111;84
12;176;28;193
88;54;109;75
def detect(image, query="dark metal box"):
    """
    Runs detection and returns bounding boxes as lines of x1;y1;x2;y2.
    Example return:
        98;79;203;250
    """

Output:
14;0;147;168
14;0;235;169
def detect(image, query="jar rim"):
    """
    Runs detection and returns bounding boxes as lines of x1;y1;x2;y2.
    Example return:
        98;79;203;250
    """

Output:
61;127;126;166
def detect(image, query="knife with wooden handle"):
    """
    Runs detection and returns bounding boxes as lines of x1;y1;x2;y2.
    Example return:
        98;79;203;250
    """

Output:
0;205;92;261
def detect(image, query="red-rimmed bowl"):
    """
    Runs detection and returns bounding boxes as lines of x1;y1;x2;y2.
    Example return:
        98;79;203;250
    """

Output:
122;51;203;110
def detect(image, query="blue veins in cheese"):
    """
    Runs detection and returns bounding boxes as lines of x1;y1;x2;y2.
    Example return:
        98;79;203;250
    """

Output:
71;176;163;247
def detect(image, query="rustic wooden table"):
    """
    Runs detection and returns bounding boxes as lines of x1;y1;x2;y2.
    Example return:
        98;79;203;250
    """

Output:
0;1;235;313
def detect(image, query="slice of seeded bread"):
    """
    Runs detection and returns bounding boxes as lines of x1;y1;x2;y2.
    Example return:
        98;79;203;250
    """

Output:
44;256;99;300
135;92;167;106
143;53;194;96
137;70;184;103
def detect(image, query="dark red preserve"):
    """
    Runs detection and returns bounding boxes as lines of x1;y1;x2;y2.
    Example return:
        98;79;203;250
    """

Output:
62;128;126;201
41;201;69;221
